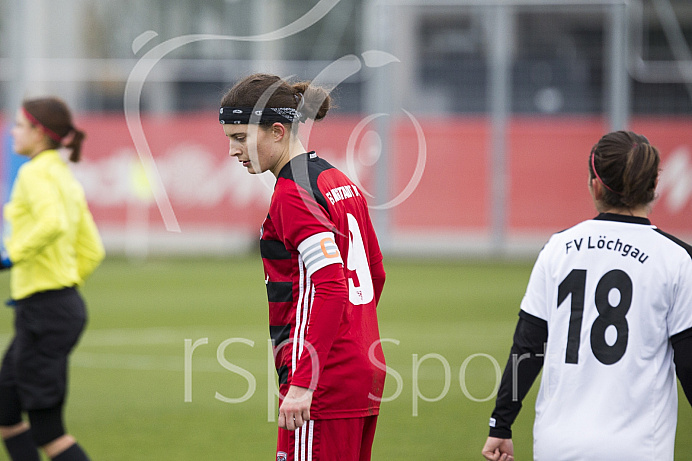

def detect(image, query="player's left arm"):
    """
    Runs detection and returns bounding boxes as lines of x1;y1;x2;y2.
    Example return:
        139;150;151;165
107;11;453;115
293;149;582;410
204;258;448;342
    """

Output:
371;259;385;306
672;327;692;406
364;213;385;305
292;232;347;383
670;251;692;407
272;182;350;428
74;200;105;282
279;232;348;430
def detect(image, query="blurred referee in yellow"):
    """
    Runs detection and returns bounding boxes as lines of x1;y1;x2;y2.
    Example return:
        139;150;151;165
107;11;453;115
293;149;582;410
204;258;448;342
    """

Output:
0;97;104;461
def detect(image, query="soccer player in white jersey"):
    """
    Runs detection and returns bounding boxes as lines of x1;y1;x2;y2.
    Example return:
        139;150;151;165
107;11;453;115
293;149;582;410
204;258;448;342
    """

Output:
482;130;692;461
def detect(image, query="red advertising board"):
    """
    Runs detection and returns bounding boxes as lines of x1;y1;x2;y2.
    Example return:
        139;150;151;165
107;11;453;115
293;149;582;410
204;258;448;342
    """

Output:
392;116;691;238
2;113;691;252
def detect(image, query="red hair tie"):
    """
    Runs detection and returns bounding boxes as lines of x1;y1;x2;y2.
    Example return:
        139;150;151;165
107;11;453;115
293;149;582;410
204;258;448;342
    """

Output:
591;147;621;195
22;107;63;143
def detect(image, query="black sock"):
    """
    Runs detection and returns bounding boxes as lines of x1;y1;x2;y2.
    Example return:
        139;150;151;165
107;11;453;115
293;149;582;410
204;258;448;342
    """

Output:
3;429;40;461
52;443;90;461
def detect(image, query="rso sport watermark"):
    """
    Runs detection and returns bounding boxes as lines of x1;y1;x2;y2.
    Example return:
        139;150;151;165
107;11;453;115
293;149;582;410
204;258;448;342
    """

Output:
181;337;543;421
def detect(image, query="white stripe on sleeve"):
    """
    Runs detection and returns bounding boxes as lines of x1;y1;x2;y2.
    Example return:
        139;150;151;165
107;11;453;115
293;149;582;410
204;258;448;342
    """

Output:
307;420;314;461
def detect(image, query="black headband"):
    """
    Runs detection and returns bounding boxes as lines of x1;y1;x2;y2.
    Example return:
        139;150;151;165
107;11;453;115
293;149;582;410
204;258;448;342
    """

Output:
219;107;303;125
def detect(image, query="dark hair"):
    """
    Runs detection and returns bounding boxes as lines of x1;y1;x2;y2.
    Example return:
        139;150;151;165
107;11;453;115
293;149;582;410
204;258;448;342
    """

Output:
22;97;86;162
220;73;331;125
589;130;660;209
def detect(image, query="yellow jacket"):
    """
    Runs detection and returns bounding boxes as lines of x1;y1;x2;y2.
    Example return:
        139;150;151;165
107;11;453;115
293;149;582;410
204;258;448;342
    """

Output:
3;149;105;300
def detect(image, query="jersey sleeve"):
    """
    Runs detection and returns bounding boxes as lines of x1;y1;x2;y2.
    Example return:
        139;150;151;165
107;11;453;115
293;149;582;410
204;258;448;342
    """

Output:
488;240;552;437
371;257;386;306
489;311;547;438
672;328;692;406
518;244;551;321
74;199;105;283
6;167;68;263
363;208;385;305
290;259;347;390
667;255;692;337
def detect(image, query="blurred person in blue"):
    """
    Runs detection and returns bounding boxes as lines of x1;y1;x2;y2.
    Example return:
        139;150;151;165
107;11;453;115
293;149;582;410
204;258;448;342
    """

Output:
482;130;692;461
0;97;104;461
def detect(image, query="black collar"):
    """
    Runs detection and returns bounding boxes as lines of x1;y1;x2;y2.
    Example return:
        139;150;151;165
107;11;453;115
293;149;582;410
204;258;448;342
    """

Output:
593;212;651;226
276;152;318;179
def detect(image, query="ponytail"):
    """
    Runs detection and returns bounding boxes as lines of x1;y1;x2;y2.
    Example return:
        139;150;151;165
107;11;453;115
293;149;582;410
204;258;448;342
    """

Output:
291;81;331;121
22;97;86;163
621;142;659;208
589;131;660;209
64;128;86;163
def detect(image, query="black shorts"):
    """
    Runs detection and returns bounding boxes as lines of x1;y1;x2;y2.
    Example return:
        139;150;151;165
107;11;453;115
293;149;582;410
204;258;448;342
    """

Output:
0;287;86;411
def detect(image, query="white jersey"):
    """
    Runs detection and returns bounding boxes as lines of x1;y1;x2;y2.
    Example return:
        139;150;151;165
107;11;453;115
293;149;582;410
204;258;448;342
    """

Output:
520;214;692;461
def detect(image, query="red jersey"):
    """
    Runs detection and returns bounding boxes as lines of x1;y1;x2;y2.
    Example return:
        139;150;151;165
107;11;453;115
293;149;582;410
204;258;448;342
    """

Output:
260;152;386;419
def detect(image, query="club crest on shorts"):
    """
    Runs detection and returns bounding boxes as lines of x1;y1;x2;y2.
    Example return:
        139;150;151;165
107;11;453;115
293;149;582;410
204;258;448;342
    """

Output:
276;451;287;461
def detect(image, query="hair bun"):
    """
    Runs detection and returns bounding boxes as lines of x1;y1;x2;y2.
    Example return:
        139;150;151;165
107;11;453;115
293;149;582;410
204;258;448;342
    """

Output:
220;73;333;124
292;82;331;121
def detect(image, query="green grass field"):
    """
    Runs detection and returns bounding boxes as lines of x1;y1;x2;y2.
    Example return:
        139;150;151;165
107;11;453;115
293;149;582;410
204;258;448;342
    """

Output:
0;256;690;460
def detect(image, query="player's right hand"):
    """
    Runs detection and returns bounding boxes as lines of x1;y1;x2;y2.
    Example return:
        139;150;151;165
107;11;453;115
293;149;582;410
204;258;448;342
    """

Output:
278;385;313;431
481;436;514;461
0;247;12;270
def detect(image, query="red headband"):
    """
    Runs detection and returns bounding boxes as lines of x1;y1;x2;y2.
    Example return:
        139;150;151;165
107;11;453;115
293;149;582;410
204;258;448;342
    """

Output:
22;107;64;143
590;147;621;195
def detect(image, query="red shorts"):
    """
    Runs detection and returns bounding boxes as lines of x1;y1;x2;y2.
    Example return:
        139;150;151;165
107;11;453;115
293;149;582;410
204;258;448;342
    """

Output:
276;415;378;461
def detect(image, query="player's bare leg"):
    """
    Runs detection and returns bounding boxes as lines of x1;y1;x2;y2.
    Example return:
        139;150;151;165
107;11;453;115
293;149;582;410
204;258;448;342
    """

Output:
1;421;40;461
0;421;30;439
42;434;77;458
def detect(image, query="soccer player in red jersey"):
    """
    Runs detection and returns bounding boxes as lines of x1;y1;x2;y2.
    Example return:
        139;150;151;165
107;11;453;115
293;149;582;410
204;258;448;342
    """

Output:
219;74;386;461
